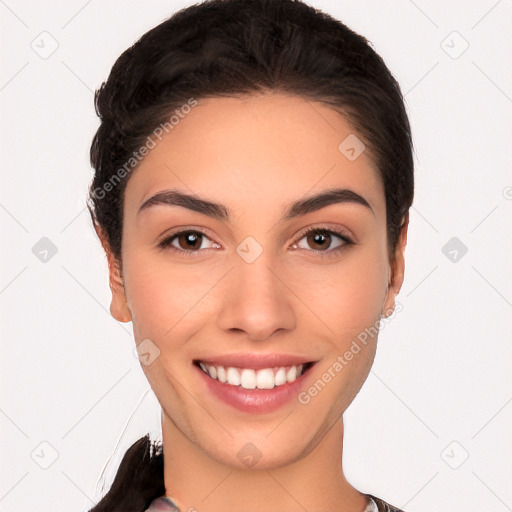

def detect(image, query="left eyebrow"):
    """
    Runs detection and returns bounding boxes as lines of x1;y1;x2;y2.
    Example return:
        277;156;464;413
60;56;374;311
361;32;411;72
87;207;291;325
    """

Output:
137;187;374;221
282;188;374;219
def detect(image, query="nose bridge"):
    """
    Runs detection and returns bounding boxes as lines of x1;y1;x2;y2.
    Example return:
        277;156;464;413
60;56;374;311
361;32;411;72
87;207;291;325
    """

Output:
216;241;296;340
234;234;279;290
237;248;278;297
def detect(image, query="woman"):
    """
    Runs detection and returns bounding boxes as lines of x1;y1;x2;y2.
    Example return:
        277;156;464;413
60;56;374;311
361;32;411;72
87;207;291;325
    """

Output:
87;0;413;510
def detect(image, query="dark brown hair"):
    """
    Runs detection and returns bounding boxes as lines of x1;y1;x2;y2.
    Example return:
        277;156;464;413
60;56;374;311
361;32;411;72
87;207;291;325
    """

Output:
87;0;414;509
91;435;164;511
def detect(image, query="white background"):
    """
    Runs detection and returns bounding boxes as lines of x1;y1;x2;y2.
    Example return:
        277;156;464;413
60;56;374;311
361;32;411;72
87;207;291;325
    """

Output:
1;1;511;511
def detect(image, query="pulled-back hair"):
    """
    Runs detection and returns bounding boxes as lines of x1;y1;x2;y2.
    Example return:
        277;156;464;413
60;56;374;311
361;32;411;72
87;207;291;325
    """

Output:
87;0;414;509
88;0;413;263
90;435;164;511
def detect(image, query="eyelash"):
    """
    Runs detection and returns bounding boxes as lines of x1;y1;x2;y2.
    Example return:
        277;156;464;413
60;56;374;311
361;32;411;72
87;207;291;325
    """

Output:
157;224;354;258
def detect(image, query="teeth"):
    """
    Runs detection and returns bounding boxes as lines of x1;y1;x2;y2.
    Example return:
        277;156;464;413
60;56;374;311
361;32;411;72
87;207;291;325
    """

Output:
227;366;241;386
256;369;274;389
217;365;227;383
240;369;256;389
198;362;309;389
286;366;296;382
207;364;217;379
274;367;286;386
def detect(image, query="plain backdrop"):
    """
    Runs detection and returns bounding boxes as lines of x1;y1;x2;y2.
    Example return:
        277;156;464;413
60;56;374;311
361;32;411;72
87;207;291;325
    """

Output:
1;1;511;511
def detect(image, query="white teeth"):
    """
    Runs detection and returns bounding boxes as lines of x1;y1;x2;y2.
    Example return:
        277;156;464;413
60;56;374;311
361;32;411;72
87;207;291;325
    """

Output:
274;367;287;386
217;365;227;383
256;369;274;389
226;366;241;386
286;366;297;382
207;364;217;379
240;369;256;389
199;361;309;389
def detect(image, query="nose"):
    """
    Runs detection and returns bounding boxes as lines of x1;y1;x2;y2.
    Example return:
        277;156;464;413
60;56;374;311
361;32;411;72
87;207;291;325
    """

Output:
216;254;297;342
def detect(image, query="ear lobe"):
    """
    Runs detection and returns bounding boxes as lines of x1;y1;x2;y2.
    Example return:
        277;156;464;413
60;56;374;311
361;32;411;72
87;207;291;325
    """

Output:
381;212;409;317
390;212;409;293
107;257;132;323
94;223;132;323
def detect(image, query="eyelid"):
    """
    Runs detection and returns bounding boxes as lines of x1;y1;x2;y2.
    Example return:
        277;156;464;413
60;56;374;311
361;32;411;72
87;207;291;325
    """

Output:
157;225;217;244
156;225;219;253
157;223;355;255
293;223;354;244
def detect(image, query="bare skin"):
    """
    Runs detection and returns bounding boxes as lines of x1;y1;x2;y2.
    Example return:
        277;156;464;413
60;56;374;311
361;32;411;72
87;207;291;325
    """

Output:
98;92;408;512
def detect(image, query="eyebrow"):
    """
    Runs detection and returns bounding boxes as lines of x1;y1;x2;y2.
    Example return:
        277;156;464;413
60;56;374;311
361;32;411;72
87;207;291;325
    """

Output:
137;187;374;221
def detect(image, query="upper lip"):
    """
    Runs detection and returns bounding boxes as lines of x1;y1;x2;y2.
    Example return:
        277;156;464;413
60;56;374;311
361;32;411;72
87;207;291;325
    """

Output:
194;353;317;369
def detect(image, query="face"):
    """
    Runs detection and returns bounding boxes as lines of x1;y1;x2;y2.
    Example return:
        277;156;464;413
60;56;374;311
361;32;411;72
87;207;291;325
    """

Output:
103;92;407;469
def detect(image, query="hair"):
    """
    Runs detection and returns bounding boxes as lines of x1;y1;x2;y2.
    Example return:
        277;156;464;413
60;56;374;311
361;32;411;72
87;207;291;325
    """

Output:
90;435;164;511
87;0;414;509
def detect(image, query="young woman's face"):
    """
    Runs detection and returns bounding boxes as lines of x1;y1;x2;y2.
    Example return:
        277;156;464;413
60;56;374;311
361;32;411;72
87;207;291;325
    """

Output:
107;93;406;469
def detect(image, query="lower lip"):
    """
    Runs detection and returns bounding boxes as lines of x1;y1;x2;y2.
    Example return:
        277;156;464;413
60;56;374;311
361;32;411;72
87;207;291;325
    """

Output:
196;365;313;413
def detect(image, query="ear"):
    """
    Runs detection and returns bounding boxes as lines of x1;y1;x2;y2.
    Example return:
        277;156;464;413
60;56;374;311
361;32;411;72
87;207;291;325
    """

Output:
94;223;132;323
381;212;409;317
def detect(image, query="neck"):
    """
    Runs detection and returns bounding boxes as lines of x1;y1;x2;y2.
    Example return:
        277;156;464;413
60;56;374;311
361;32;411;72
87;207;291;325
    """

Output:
160;412;368;512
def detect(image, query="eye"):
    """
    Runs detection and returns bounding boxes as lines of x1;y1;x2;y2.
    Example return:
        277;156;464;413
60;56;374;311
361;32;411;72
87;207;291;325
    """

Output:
291;225;354;256
157;225;354;257
157;229;220;256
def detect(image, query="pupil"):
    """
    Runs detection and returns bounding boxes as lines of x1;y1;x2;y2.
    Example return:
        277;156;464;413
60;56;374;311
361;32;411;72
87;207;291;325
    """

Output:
310;232;330;250
183;233;200;249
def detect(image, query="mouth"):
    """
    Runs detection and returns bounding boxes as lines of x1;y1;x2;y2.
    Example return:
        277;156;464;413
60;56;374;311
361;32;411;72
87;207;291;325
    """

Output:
194;360;315;390
192;355;317;413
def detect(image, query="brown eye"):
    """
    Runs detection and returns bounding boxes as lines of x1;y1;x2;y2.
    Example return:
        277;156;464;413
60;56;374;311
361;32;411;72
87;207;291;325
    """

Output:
157;229;220;256
293;226;354;256
306;231;332;251
176;232;203;250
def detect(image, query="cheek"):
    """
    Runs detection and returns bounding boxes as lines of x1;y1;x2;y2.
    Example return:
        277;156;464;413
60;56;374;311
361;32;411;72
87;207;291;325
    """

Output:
292;245;389;341
123;252;220;342
298;248;388;413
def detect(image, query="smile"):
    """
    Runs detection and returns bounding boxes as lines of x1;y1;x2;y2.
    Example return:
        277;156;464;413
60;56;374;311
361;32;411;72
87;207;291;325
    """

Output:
193;354;317;413
196;361;314;390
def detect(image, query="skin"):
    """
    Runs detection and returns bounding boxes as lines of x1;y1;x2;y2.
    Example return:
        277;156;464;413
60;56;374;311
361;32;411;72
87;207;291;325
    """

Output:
97;92;408;512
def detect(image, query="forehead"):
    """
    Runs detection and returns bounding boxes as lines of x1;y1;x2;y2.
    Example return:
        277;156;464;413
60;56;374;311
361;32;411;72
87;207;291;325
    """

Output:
123;93;385;221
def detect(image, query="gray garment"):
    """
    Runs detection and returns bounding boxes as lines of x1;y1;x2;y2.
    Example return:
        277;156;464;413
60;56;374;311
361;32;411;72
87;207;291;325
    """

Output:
145;493;405;511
